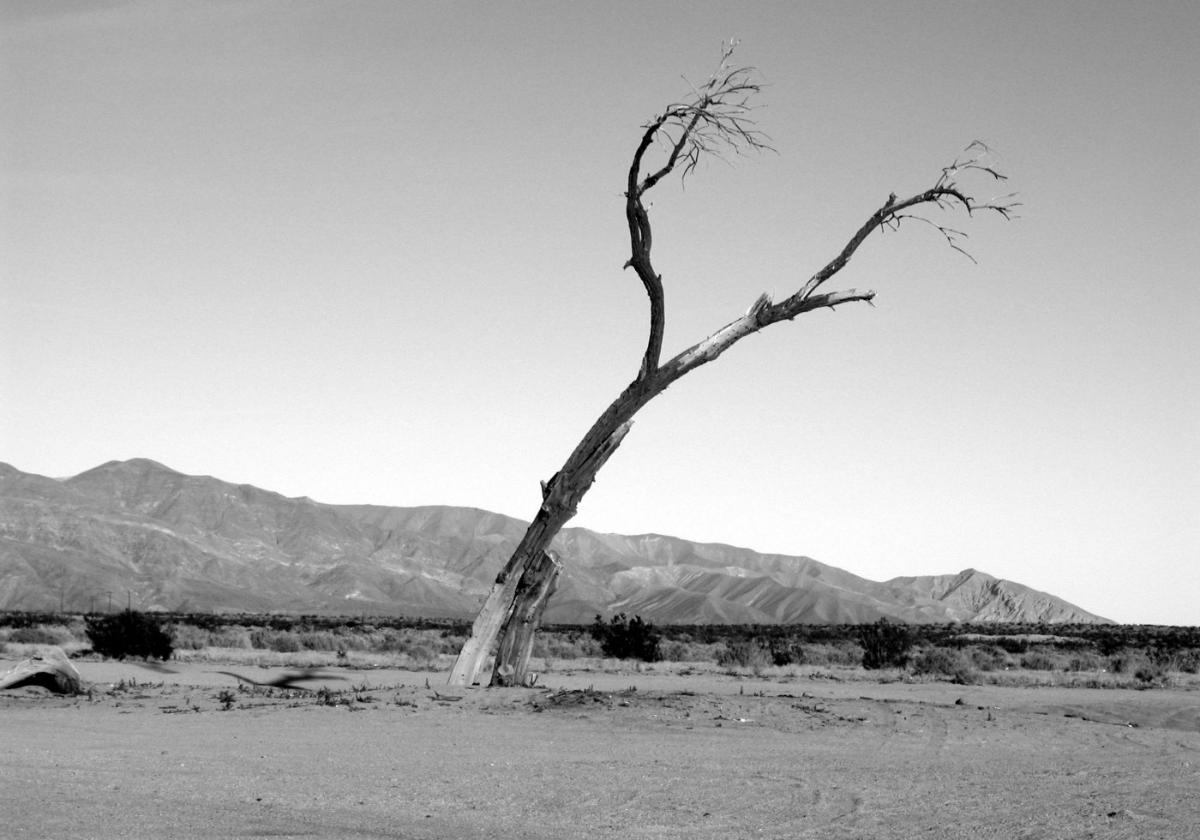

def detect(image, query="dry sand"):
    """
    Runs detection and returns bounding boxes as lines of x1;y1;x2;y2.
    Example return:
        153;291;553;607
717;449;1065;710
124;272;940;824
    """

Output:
2;658;1198;839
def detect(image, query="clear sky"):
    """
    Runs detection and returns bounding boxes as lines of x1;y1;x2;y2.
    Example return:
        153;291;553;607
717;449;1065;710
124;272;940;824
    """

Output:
3;1;1197;625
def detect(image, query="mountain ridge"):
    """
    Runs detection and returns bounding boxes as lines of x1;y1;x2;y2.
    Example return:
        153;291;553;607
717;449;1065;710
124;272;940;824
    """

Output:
0;459;1112;624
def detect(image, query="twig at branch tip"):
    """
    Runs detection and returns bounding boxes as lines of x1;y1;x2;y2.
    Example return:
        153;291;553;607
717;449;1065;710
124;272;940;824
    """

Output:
949;243;979;264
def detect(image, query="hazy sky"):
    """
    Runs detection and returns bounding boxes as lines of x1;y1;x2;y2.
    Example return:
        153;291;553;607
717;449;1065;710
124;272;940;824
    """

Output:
3;1;1197;625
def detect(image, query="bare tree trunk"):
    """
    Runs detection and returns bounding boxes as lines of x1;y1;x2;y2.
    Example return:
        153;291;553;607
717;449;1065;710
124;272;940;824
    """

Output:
490;550;561;686
447;422;631;686
447;512;568;686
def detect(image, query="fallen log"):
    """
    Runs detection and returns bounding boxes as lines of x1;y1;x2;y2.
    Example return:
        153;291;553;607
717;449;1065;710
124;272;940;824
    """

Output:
0;647;84;694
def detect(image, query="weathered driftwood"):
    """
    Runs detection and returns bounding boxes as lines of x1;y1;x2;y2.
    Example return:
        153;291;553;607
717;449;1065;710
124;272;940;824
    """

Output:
0;647;84;694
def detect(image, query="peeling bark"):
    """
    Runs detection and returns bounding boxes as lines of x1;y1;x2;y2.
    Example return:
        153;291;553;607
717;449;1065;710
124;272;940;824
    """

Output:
491;551;561;687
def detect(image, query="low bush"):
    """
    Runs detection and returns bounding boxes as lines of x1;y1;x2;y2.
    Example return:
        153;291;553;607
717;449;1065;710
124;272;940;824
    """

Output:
169;623;211;650
405;643;438;666
211;627;252;649
765;637;802;666
296;630;343;652
85;610;173;661
1020;651;1058;671
1108;652;1148;675
591;614;661;662
717;639;772;671
967;645;1008;672
1160;649;1200;674
859;619;912;670
532;632;602;660
249;629;301;653
910;647;978;684
659;639;722;663
993;636;1031;654
7;624;74;646
1134;663;1168;686
1066;652;1105;672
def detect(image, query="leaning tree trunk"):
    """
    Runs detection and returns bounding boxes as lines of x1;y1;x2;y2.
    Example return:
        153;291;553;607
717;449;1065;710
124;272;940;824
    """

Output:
447;421;632;686
490;550;561;686
445;48;1013;688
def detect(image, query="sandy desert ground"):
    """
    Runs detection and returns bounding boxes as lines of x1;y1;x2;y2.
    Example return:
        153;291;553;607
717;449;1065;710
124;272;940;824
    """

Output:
2;656;1198;840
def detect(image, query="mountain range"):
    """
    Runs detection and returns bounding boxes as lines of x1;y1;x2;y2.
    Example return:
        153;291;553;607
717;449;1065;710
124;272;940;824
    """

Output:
0;459;1111;624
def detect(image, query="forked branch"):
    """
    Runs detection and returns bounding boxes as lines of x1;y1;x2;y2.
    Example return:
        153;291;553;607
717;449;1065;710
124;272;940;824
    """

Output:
649;139;1019;387
625;41;773;380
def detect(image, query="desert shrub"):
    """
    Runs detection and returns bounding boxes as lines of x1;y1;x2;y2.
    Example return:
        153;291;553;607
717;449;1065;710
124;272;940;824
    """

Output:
859;619;912;670
717;640;772;671
911;647;978;684
249;629;302;653
766;637;804;667
371;628;411;653
433;631;468;655
296;630;343;652
757;636;865;668
967;645;1008;672
334;627;379;651
800;642;865;667
368;628;462;657
8;624;73;646
1160;649;1200;674
1066;652;1105;672
405;643;438;666
1109;652;1149;675
1134;662;1168;686
532;632;602;660
993;636;1031;654
168;623;211;650
590;614;661;662
85;610;173;661
1019;651;1058;671
211;627;252;649
659;639;721;663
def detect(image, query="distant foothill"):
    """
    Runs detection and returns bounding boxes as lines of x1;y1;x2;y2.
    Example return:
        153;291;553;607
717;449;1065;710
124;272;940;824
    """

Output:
0;459;1110;624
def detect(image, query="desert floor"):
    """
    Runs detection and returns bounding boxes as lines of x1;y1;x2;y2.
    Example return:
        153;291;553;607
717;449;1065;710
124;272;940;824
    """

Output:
2;657;1198;840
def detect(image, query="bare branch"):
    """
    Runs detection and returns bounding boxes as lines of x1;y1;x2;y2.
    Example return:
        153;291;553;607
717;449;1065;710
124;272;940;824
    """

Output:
644;143;1017;387
784;143;1019;303
623;41;772;382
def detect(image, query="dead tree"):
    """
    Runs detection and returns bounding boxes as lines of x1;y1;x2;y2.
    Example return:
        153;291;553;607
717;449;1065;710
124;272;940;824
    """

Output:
449;44;1017;687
